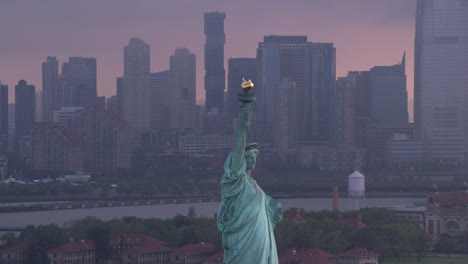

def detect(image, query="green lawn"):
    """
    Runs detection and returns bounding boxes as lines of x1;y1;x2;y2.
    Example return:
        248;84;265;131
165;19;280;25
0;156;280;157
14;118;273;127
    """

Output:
386;256;468;264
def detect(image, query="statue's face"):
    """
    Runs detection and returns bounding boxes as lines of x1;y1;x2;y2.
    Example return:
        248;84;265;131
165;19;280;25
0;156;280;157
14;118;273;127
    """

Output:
245;149;259;171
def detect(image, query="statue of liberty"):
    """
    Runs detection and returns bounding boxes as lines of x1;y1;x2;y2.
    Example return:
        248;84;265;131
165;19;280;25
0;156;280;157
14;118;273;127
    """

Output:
217;78;283;264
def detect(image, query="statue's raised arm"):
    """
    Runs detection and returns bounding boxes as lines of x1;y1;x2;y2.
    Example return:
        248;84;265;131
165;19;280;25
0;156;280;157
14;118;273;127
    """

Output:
229;78;255;171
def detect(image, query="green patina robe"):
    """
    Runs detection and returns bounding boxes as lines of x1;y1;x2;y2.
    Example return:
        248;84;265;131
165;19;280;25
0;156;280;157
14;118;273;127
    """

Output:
217;153;283;264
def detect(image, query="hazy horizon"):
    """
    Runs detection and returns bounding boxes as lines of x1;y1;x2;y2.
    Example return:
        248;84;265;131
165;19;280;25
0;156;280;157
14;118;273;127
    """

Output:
0;0;416;119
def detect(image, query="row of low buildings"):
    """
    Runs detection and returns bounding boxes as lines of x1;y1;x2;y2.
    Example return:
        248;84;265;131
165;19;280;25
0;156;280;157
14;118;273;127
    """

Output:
0;233;379;264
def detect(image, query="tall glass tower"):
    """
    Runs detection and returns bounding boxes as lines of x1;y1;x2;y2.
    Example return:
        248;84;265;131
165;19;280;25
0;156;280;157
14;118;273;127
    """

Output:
204;11;226;113
414;0;468;142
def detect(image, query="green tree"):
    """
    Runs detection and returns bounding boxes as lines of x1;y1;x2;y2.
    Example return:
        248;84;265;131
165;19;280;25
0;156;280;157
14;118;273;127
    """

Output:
87;224;112;262
434;237;457;257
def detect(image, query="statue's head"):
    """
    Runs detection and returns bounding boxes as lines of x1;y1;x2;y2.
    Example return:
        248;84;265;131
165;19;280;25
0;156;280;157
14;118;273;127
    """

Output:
245;143;259;171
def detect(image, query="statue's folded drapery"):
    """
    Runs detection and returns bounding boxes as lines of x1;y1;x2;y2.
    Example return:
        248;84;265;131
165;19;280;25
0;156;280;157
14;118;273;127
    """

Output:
217;153;282;264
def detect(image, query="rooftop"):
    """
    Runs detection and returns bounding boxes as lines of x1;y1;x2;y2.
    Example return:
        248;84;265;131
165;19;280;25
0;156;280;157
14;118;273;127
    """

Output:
48;240;94;253
339;247;378;258
171;242;215;256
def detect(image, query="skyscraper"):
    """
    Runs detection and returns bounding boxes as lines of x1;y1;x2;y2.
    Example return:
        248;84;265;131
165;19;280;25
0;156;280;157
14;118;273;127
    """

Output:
169;48;197;129
308;43;336;141
15;80;35;145
204;11;226;113
415;0;468;142
35;90;42;122
369;53;408;124
60;57;97;108
42;56;59;121
116;77;123;117
150;71;170;130
227;58;257;123
122;38;151;135
257;36;309;143
0;83;8;152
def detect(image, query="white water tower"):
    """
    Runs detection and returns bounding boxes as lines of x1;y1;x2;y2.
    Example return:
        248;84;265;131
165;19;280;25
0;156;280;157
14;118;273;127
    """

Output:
348;170;366;210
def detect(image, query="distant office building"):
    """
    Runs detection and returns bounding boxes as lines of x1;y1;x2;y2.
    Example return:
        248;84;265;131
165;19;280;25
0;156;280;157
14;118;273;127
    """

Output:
369;53;408;123
273;78;296;158
348;71;372;149
53;106;84;126
308;42;336;142
122;38;151;135
60;57;97;108
178;133;232;156
204;11;226;113
150;71;170;130
0;83;8;152
296;145;365;171
95;96;106;109
169;48;197;129
42;56;59;121
415;0;468;142
72;108;132;174
227;58;257;123
333;76;356;146
15;80;35;147
368;123;414;168
257;35;309;143
32;122;83;172
386;136;467;170
106;96;118;114
35;90;42;121
8;104;14;151
116;77;123;117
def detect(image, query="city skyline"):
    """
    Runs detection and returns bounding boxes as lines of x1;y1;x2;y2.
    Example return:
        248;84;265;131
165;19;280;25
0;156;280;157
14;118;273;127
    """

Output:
0;0;416;119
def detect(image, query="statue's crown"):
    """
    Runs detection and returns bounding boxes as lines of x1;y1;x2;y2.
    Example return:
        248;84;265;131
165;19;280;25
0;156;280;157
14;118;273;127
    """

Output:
245;143;259;151
241;77;254;90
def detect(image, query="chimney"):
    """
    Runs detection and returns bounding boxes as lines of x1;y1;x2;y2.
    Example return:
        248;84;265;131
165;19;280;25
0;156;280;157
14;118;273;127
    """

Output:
332;185;339;211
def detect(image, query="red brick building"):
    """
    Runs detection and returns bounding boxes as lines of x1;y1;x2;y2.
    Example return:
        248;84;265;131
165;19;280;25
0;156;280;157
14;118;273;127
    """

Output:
47;240;96;264
111;234;170;264
0;241;31;264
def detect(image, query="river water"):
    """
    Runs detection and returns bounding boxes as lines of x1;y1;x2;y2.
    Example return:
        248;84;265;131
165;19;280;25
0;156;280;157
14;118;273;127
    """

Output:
0;197;425;228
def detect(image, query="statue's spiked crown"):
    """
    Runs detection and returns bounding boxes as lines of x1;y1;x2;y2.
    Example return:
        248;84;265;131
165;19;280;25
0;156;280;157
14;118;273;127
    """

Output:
245;143;259;151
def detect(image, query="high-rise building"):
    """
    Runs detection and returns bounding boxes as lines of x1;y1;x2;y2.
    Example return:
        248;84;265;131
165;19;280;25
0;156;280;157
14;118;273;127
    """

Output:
32;122;83;172
334;75;356;146
369;53;408;124
415;0;468;142
257;36;309;143
60;57;97;108
204;11;226;113
35;90;42;122
273;78;296;159
42;56;59;121
106;96;118;114
308;43;336;142
227;58;257;123
169;48;196;129
0;83;8;152
151;71;170;130
116;77;123;117
122;38;151;135
69;108;132;174
15;80;35;146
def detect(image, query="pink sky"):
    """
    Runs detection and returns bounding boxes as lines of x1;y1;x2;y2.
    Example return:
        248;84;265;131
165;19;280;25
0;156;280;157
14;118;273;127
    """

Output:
0;0;416;120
